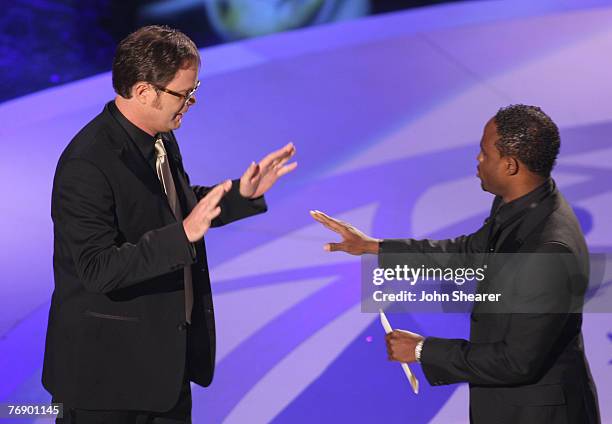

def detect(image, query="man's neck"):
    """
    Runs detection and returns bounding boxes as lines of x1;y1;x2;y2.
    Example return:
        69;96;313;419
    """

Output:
501;177;546;203
114;96;156;136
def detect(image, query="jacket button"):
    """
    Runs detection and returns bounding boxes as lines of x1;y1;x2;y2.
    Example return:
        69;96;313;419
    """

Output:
177;322;189;331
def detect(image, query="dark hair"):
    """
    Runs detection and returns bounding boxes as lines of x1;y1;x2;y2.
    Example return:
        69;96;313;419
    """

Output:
112;25;200;98
493;104;560;177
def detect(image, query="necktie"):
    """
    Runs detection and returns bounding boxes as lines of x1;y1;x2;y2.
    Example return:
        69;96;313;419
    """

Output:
155;137;194;323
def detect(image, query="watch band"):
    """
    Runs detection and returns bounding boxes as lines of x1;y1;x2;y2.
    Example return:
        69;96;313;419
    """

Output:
415;339;425;363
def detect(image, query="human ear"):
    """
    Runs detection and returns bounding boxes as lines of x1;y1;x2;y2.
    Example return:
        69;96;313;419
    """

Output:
506;157;519;176
132;82;151;105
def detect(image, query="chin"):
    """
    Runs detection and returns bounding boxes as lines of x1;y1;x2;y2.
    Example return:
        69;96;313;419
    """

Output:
479;181;492;194
165;122;179;132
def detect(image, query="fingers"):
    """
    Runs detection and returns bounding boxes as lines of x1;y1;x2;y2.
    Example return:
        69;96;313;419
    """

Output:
272;144;297;169
280;142;296;160
202;180;232;210
324;242;344;252
311;213;343;234
385;330;422;362
183;181;231;242
250;163;261;181
308;211;349;252
309;211;349;253
312;210;347;227
310;210;349;235
396;329;422;338
276;161;298;177
260;142;296;169
277;142;296;160
386;330;418;339
242;161;258;181
242;161;262;190
309;210;335;227
209;206;221;220
215;179;232;197
385;333;394;360
309;210;329;225
250;143;296;185
385;331;402;361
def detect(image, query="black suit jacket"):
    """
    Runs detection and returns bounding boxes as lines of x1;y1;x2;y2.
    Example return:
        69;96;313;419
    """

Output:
381;180;600;424
42;102;267;411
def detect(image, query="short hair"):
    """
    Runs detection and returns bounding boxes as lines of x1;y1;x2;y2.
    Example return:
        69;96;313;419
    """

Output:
112;25;200;98
493;105;560;178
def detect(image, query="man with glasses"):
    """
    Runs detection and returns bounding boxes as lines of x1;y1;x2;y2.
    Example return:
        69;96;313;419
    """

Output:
43;25;297;423
161;81;200;105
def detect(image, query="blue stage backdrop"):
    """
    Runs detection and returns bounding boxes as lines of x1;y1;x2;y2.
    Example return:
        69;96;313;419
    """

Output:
0;0;611;423
0;0;470;104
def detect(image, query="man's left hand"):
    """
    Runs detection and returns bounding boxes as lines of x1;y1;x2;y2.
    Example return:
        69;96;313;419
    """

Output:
239;142;297;199
386;330;424;363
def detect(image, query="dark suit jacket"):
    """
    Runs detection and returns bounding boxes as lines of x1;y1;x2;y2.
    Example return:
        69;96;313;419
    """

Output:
42;102;267;412
381;180;600;424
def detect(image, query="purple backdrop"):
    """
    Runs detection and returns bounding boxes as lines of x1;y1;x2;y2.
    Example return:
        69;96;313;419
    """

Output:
1;0;611;422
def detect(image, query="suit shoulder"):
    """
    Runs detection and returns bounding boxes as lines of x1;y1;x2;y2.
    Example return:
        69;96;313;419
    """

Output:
56;106;120;172
530;193;587;254
60;105;118;163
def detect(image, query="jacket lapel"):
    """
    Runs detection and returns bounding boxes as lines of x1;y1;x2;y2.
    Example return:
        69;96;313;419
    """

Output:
100;103;175;217
162;133;198;214
119;141;166;197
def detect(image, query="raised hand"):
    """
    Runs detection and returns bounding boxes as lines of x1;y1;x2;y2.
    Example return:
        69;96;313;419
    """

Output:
239;142;297;199
183;180;232;242
309;210;380;255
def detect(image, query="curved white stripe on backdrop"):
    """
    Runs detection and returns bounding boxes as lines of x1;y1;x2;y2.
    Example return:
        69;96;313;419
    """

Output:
214;276;337;362
222;303;376;424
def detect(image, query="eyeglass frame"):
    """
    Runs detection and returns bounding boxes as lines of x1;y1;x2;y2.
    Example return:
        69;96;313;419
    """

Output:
151;80;200;108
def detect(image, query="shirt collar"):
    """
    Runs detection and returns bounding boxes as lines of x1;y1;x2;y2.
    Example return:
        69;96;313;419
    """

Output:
493;178;555;225
108;100;157;166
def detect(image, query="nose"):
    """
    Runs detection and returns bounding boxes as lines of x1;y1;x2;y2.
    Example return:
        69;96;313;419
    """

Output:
187;96;196;106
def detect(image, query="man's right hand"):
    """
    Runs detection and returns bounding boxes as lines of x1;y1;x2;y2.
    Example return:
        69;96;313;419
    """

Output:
309;210;380;255
183;180;232;242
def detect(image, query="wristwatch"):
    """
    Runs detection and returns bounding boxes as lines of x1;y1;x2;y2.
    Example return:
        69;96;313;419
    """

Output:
415;339;425;363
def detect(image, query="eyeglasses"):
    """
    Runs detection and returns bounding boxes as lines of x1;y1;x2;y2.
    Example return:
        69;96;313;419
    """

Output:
152;80;200;108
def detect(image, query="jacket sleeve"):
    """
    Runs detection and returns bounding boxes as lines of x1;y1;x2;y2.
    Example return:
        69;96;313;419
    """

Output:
379;222;490;255
191;179;267;227
377;219;491;273
53;158;195;294
420;243;578;386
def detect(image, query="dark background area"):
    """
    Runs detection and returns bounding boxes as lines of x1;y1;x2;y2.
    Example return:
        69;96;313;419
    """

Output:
0;0;471;104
